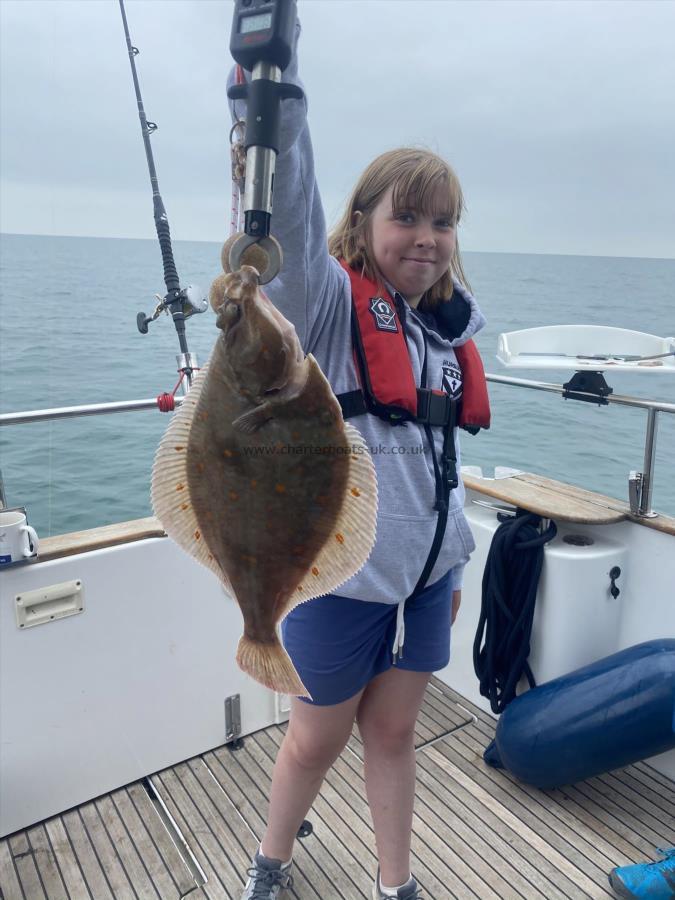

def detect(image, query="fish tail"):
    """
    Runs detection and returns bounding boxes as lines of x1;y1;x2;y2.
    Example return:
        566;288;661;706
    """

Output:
236;634;312;700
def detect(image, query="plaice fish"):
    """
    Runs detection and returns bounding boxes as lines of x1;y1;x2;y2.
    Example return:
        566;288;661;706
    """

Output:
151;264;378;698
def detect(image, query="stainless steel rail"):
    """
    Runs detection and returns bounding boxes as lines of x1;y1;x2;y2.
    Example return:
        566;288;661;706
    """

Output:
1;372;673;516
485;373;675;415
0;398;184;426
485;373;675;517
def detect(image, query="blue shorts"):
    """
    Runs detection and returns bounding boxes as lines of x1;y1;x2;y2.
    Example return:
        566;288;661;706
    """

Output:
280;570;453;706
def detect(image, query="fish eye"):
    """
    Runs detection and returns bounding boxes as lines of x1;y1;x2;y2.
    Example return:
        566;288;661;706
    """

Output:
216;299;243;336
223;301;241;322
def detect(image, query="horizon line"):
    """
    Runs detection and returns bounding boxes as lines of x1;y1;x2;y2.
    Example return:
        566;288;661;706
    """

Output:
0;230;673;263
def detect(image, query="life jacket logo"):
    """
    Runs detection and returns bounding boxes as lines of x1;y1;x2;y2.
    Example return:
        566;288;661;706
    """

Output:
442;363;463;398
368;296;398;332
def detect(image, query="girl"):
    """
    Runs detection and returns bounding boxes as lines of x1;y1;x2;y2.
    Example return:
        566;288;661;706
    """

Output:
232;19;489;900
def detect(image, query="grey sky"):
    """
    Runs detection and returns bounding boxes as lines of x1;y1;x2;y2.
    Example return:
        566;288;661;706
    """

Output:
1;0;673;258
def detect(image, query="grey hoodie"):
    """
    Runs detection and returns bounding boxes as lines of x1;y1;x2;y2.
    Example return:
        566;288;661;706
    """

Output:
228;23;486;609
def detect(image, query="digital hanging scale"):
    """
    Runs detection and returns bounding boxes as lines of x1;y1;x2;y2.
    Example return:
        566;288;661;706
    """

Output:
230;0;297;72
227;0;303;282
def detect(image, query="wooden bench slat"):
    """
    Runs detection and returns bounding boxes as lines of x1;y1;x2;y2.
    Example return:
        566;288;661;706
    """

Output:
464;471;675;533
463;473;627;524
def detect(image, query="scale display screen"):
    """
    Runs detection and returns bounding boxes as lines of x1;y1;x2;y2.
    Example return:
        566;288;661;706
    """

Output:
240;12;273;34
230;0;295;71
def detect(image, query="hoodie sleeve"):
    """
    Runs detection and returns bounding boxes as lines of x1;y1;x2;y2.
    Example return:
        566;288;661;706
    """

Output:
451;561;467;593
226;21;348;354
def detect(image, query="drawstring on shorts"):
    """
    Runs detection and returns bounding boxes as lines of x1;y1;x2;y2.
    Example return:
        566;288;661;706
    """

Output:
392;598;406;664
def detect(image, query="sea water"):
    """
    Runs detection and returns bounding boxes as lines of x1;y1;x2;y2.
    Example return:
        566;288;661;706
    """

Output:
0;233;673;536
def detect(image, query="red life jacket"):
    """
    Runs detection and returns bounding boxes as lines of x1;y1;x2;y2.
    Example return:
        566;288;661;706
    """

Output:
337;261;491;433
336;261;490;606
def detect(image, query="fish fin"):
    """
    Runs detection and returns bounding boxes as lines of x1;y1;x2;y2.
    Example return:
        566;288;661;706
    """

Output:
232;404;273;434
278;418;378;619
151;359;234;594
236;632;311;699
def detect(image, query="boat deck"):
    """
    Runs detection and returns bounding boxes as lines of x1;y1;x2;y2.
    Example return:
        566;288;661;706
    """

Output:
2;677;674;900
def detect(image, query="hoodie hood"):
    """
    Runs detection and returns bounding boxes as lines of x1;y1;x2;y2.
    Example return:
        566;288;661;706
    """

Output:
387;279;487;348
429;280;487;347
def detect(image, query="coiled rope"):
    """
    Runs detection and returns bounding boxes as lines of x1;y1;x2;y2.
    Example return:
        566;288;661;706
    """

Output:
473;511;557;714
157;370;193;412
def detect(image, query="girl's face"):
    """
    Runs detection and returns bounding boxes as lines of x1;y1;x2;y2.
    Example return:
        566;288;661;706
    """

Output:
367;186;456;306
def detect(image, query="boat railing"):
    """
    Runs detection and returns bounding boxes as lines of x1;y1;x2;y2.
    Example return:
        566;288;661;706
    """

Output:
485;373;675;518
1;373;674;518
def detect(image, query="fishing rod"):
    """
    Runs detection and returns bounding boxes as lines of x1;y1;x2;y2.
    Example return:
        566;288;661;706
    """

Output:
118;0;206;393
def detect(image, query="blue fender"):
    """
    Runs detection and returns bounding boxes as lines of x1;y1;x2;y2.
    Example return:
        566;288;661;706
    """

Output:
484;639;675;788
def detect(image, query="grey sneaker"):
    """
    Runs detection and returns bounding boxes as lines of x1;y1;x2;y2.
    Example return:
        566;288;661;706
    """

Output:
241;851;294;899
372;868;423;900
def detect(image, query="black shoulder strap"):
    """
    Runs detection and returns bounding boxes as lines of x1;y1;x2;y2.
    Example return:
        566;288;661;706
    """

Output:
403;399;458;607
337;390;368;419
337;387;453;427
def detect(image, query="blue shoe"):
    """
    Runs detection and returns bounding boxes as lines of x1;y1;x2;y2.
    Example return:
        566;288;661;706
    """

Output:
609;848;675;898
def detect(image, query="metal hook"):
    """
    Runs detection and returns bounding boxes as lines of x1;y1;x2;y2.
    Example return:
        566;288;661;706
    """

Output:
228;232;282;284
229;120;246;143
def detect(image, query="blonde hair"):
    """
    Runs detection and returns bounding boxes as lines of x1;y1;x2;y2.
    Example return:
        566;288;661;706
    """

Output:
328;148;471;309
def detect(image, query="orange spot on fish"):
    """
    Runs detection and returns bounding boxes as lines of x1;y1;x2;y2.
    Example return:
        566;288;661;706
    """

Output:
180;503;189;511
223;449;234;458
335;533;345;544
351;487;361;497
250;479;257;488
196;462;205;473
229;490;239;501
297;585;304;592
174;445;184;451
275;483;286;493
194;530;201;541
176;483;185;492
199;412;209;421
311;567;319;576
205;510;213;521
208;553;214;561
241;554;257;565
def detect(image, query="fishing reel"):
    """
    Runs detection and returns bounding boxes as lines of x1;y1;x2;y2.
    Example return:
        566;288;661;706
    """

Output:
137;284;208;334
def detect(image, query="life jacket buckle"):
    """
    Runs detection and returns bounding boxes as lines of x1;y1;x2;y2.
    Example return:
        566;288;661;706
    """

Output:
416;388;451;426
444;455;459;490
